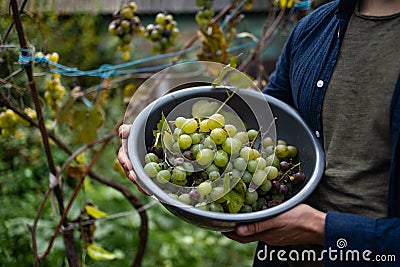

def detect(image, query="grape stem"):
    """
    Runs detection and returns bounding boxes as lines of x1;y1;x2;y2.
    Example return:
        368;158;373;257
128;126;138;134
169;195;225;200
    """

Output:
214;88;237;114
249;127;262;148
279;162;301;182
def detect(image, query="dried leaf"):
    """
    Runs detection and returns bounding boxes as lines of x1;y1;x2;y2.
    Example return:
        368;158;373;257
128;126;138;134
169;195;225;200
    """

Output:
87;243;123;261
67;164;87;179
85;205;108;219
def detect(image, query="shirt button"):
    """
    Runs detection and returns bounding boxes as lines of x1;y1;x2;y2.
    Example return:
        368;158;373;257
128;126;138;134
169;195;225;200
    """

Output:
317;80;324;88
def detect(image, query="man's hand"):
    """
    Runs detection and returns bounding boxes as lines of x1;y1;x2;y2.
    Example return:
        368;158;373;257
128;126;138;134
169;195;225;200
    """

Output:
224;204;326;246
118;124;151;195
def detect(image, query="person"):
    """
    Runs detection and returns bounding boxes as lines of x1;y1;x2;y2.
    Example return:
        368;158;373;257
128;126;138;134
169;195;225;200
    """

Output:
118;0;400;265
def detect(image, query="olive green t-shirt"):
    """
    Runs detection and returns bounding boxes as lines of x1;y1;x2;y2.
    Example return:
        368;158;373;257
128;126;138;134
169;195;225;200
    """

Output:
288;8;400;267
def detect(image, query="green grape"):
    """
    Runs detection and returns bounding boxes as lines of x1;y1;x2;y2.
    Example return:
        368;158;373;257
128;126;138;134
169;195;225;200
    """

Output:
121;7;133;19
250;149;261;160
242;170;253;183
196;148;215;166
231;169;242;180
260;179;272;192
178;134;192;150
245;190;258;205
199;119;210;132
224;124;237;137
255;157;267;170
265;166;279;180
252;169;268;186
182;118;198;134
265;154;280;168
210;128;227;145
144;153;159;164
190;143;203;158
247;129;258;141
214;150;229;167
210;186;224;202
173;127;183;140
144;162;161;178
247;160;257;173
225;162;233;172
262;136;275;148
206;163;219;174
264;145;275;156
240;205;253;213
182;162;194;174
240;146;252;161
222;137;242;155
198;181;212;195
175;116;186;129
287;145;298;158
156;170;171;184
209;202;224;213
275;144;289;158
172;166;187;181
233;157;247;171
277;139;287;146
209;170;220;181
203;136;216;149
195;202;209;210
178;193;191;204
235;131;249;144
207;113;225;130
190;132;202;144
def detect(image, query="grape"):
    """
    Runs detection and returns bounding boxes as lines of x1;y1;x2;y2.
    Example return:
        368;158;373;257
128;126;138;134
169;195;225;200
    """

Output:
175;116;186;129
265;154;280;168
224;124;237;137
294;172;306;183
182;118;198;134
252;169;268;186
207;114;225;130
277;140;287;146
178;134;192;150
260;179;272;192
287;145;298;158
262;136;275;148
239;146;252;161
190;132;203;144
214;150;229;167
279;161;289;171
209;202;224;213
155;13;166;25
210;186;224;202
235;131;249;144
190;143;203;158
264;145;275;156
182;150;194;160
265;166;279;180
242;170;252;183
275;144;289;158
182;162;194;174
198;181;212;195
208;170;220;181
247;160;257;173
203;136;216;149
255;157;267;170
144;162;160;178
245;190;258;205
222;137;242;155
178;193;191;204
210;128;227;144
173;127;183;140
156;170;171;184
240;205;253;213
196;148;215;166
206;163;219;174
250;149;260;160
247;129;258;141
233;157;247;171
199;119;210;132
172;166;186;181
144;153;159;163
225;162;233;172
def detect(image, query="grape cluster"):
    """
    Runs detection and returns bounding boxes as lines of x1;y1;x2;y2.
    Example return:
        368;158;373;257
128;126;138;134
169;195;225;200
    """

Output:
144;13;180;54
143;111;306;214
44;75;66;117
195;0;214;28
0;108;36;137
108;2;145;60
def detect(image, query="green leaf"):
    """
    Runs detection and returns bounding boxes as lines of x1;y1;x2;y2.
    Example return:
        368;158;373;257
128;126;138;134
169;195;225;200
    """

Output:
69;106;104;144
224;190;244;214
87;243;123;261
228;53;242;69
85;205;108;219
191;100;219;118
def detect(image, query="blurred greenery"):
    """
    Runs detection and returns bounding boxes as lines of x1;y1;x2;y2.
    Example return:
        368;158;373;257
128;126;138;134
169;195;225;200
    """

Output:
0;11;258;267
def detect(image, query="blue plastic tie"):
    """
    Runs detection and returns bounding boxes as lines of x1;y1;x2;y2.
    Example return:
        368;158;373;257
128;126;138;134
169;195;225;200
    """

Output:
98;64;116;78
294;0;311;11
18;48;33;67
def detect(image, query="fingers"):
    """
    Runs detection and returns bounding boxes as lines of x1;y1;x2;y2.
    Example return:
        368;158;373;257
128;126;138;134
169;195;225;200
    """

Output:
118;145;133;174
236;218;283;237
119;124;131;139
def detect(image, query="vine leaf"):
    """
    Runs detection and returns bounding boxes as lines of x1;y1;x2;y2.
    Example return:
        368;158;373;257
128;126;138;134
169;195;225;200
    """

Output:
85;205;108;219
87;243;123;261
70;106;104;144
191;100;219;118
67;164;87;179
197;23;228;63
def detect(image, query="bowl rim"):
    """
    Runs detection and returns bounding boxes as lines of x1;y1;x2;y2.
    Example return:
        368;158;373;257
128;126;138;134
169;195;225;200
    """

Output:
127;86;325;222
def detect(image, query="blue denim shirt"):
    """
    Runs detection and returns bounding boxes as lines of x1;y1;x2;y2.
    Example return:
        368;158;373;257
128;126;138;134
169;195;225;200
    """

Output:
260;0;400;266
